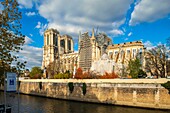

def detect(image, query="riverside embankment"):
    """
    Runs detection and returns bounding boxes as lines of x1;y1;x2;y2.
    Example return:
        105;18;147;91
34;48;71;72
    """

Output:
18;79;170;109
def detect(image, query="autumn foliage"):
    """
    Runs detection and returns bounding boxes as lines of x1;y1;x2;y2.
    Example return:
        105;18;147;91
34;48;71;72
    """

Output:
99;72;118;79
74;68;119;79
74;68;83;78
74;68;91;79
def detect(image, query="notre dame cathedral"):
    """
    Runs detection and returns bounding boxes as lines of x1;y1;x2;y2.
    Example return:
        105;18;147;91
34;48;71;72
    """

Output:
42;28;145;75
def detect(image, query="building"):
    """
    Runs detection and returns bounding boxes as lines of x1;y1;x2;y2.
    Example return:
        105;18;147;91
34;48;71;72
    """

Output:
42;28;145;76
79;29;112;71
106;41;145;76
42;28;77;73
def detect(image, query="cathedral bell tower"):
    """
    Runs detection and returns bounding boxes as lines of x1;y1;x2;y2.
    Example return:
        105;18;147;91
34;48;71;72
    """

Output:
42;28;59;69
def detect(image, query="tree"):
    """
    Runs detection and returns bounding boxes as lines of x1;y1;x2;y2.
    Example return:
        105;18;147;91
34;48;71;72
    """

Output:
145;45;166;78
30;67;42;79
75;68;83;79
166;37;170;76
166;37;170;59
138;69;147;78
0;60;10;85
46;62;54;78
0;0;26;80
46;59;61;78
127;58;142;78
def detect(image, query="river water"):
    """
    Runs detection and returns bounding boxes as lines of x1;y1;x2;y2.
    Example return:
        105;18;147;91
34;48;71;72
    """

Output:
0;91;169;113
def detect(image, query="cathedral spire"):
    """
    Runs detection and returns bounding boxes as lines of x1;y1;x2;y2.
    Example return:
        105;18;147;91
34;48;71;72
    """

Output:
92;28;95;39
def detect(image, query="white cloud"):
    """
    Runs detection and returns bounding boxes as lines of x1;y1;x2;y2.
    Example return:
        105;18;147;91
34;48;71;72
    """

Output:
109;29;124;36
18;0;41;9
128;32;132;36
30;34;33;37
35;22;48;36
25;36;34;45
39;24;47;36
144;40;152;47
14;36;43;69
38;0;133;37
17;45;43;69
35;21;41;29
122;27;126;32
130;0;170;25
124;38;128;41
11;35;43;69
111;19;125;28
48;23;84;37
18;0;34;8
25;12;36;16
144;40;154;49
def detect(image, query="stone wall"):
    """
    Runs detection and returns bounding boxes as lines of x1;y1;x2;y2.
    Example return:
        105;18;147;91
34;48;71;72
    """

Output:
19;79;170;109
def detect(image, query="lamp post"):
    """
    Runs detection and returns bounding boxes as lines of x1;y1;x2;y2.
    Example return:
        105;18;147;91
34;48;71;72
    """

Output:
17;71;20;113
4;71;6;113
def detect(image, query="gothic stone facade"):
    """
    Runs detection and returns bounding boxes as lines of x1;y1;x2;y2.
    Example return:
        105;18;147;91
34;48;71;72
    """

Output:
42;28;145;73
42;28;77;73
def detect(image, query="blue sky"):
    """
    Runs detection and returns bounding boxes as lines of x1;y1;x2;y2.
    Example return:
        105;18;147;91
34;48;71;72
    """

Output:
4;0;170;69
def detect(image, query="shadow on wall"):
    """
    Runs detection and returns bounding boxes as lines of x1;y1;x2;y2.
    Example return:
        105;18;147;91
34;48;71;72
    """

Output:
24;82;117;104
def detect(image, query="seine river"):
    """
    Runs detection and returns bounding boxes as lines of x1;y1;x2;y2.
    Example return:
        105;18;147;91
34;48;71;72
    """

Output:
0;91;169;113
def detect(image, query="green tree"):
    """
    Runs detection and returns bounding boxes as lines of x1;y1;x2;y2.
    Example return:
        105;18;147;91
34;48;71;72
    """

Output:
127;58;142;78
0;0;26;81
138;69;147;78
30;67;42;79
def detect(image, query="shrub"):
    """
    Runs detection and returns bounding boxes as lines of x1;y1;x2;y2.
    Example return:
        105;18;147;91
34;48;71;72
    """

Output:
54;73;62;79
75;68;100;79
100;72;119;79
39;82;42;90
127;75;132;79
80;72;91;79
29;67;42;79
30;74;42;79
74;68;83;79
68;82;74;93
82;83;87;95
89;71;100;79
74;69;119;79
54;73;71;79
161;81;170;94
138;69;147;78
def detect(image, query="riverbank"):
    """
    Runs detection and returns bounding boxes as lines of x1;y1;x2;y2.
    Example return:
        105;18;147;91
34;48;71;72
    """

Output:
1;91;169;113
8;78;170;110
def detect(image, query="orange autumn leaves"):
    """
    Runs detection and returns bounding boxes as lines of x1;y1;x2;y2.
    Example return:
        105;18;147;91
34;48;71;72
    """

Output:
75;68;118;79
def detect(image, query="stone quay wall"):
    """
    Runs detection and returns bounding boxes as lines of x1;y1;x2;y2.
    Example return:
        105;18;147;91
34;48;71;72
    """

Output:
19;79;170;109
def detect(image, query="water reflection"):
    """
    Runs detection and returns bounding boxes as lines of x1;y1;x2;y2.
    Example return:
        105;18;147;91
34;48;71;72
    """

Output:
0;92;169;113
